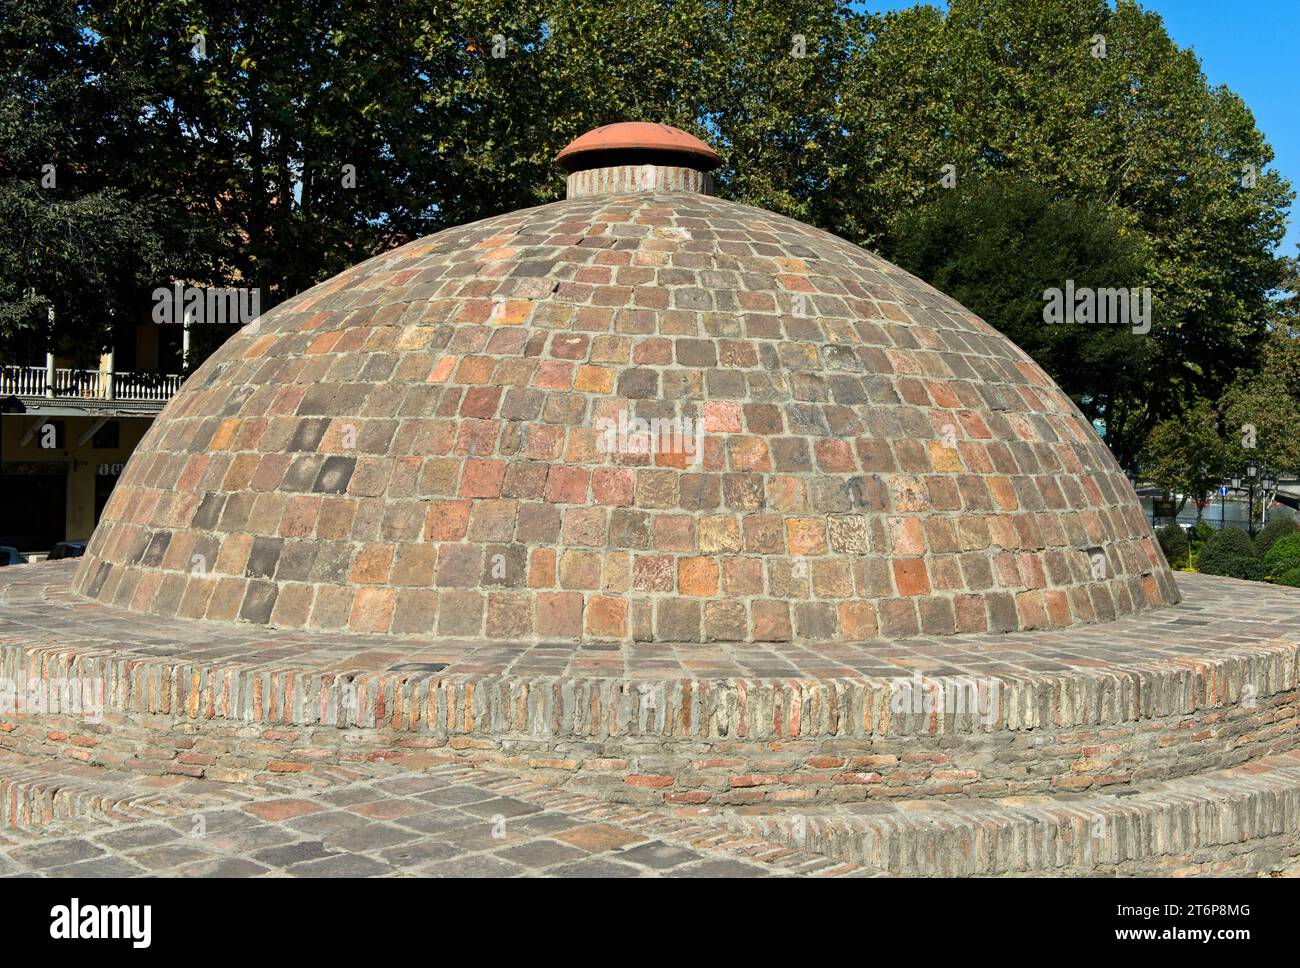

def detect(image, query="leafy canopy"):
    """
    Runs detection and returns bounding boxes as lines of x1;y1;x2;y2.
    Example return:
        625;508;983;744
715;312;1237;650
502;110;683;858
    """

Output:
1;0;1292;447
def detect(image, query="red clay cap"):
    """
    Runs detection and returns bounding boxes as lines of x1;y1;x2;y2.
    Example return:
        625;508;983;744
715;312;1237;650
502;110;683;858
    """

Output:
556;122;721;172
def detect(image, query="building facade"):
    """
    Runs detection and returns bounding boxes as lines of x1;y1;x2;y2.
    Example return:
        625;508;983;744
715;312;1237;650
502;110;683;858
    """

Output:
0;323;184;550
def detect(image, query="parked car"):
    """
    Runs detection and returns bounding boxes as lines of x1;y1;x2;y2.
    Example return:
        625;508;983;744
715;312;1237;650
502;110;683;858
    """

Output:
0;546;23;566
48;540;87;560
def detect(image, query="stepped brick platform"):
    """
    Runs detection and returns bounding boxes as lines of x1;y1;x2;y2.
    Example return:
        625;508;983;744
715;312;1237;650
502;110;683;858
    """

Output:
4;562;1298;874
717;750;1300;877
0;750;252;833
3;562;1297;808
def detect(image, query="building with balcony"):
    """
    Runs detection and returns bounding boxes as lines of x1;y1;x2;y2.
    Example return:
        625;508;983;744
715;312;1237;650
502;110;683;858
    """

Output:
1;322;186;551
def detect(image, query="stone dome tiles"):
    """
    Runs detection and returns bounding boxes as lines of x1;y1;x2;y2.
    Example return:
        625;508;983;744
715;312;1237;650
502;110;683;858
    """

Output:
74;190;1179;642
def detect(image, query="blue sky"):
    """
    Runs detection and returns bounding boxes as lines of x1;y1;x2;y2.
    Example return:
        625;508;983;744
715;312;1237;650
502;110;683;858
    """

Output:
870;0;1300;259
1154;0;1299;257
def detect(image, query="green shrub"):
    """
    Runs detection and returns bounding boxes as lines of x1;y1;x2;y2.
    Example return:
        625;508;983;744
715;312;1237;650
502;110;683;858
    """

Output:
1188;520;1216;551
1274;565;1300;589
1202;526;1257;557
1264;532;1300;577
1155;523;1189;568
1254;516;1300;556
1196;526;1266;581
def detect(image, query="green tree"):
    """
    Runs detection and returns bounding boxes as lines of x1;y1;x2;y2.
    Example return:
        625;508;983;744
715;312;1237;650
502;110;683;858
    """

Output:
891;174;1160;465
1139;398;1228;521
78;0;861;313
1220;374;1300;527
1254;515;1299;556
1196;526;1265;581
1263;532;1300;576
85;0;474;306
1155;522;1189;569
837;0;1292;460
1218;263;1300;527
0;0;203;364
4;0;1293;421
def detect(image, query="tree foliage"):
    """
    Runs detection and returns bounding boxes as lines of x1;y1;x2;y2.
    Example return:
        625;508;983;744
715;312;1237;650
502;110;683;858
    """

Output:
1255;515;1299;556
865;0;1291;463
0;0;1292;445
0;0;208;363
1155;522;1189;569
1263;532;1300;577
1137;323;1300;524
1216;273;1300;509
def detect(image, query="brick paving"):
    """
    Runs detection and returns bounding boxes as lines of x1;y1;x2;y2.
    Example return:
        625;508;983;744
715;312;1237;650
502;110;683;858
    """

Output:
0;756;860;878
4;744;1295;877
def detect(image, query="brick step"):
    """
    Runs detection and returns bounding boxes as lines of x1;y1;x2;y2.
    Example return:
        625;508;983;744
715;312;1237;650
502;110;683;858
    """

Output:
713;749;1300;876
0;751;244;836
4;567;1300;808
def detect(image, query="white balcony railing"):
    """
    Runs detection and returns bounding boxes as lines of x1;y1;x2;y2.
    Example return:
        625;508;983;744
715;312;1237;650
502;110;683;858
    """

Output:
111;370;185;401
1;365;183;403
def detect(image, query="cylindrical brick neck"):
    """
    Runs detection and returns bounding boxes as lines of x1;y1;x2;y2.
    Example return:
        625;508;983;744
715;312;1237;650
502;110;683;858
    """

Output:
565;163;715;198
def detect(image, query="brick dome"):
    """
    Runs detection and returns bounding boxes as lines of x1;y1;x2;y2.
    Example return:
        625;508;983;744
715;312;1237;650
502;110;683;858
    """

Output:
74;126;1178;642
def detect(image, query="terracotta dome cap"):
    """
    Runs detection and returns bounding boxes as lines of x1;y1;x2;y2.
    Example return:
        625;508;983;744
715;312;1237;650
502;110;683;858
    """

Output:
556;122;721;172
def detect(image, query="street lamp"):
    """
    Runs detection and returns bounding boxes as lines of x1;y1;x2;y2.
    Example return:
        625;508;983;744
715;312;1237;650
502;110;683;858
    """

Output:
1246;459;1260;537
1262;467;1277;532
